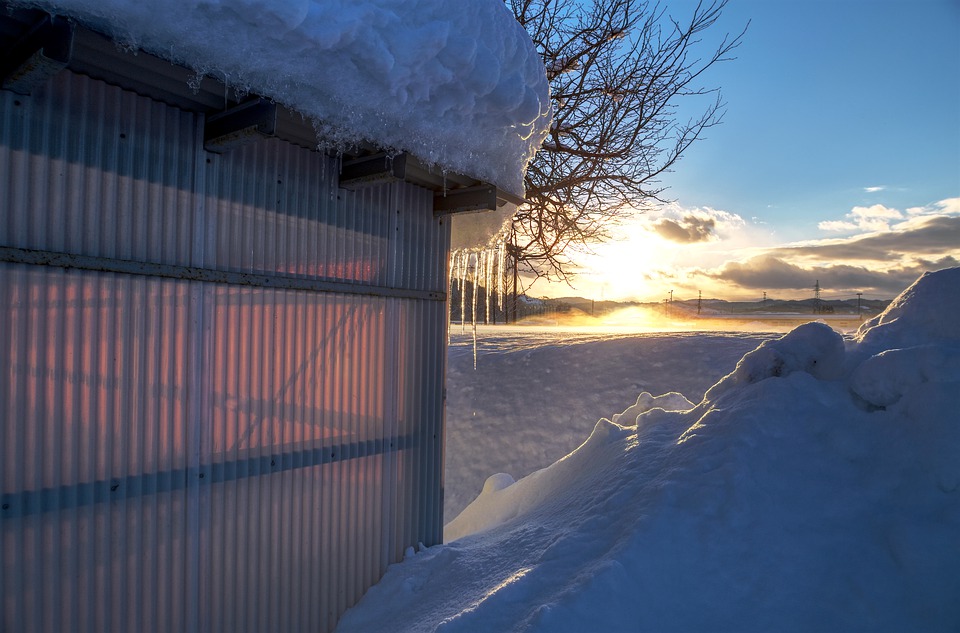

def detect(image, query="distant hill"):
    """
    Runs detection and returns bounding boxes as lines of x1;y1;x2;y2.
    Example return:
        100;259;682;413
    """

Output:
449;283;891;323
522;295;890;319
672;297;890;317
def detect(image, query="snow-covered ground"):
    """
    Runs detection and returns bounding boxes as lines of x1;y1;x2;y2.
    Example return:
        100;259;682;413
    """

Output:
443;325;780;520
336;267;960;633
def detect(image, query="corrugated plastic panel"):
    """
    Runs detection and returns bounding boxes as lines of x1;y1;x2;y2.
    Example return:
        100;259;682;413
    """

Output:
203;140;396;287
199;288;385;633
390;181;450;293
0;69;199;266
1;70;449;633
0;265;198;632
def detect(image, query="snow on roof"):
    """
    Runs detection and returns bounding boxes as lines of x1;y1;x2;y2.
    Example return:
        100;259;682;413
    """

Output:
19;0;551;195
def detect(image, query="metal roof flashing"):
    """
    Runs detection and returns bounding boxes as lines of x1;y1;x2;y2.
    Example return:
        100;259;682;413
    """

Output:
0;5;526;215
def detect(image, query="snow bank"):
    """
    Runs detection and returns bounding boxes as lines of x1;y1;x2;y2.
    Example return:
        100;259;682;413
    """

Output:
336;267;960;632
610;390;694;425
21;0;551;194
442;330;772;519
703;320;846;401
855;267;960;353
445;419;634;542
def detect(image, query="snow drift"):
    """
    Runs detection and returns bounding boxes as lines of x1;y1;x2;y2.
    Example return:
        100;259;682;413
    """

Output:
19;0;551;194
337;267;960;633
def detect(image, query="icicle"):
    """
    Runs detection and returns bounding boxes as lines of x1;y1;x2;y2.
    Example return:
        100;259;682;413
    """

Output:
470;251;477;329
475;249;485;325
484;247;494;324
472;311;478;370
471;250;479;368
477;248;485;325
450;242;514;366
187;70;204;93
330;150;341;202
458;250;467;333
497;237;507;323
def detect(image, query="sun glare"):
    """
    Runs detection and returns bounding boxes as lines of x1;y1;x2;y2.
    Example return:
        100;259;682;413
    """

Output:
577;229;673;301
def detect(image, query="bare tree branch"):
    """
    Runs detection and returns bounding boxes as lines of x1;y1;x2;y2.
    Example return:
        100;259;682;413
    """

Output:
509;0;747;285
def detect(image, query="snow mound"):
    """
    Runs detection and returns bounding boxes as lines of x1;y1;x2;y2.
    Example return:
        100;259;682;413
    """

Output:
704;320;846;402
444;419;632;543
611;391;694;425
849;267;960;410
23;0;551;194
336;267;960;633
850;344;960;409
855;266;960;352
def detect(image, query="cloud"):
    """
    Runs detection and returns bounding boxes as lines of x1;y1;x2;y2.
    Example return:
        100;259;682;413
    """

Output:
819;204;904;233
564;199;959;302
817;220;859;232
906;197;960;216
642;204;749;245
707;255;954;296
863;186;886;193
653;215;717;243
691;200;960;298
776;215;960;262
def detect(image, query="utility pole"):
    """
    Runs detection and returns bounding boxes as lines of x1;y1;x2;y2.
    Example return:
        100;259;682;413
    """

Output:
813;280;822;314
857;292;863;320
762;291;767;305
669;289;673;303
697;290;702;315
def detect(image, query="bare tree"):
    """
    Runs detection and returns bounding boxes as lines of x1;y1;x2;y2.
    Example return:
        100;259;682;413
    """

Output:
509;0;746;283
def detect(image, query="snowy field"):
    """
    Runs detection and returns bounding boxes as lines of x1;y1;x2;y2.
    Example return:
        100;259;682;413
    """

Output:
442;325;781;520
337;268;960;633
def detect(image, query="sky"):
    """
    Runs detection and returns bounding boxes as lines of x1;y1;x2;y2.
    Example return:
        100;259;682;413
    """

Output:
532;0;960;303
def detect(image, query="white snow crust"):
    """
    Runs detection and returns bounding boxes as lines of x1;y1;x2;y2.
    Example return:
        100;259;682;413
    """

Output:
336;267;960;633
19;0;551;194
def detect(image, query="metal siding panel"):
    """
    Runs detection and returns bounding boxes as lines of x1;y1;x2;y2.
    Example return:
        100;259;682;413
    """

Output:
205;140;396;289
2;72;199;633
197;288;403;632
411;181;449;292
2;70;449;633
0;266;195;633
0;72;198;267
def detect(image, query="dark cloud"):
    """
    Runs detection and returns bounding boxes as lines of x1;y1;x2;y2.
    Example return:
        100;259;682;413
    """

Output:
654;215;716;243
709;256;952;297
915;255;960;269
772;215;960;261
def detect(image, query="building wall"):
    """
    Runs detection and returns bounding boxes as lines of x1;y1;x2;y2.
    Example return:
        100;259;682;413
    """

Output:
1;70;448;633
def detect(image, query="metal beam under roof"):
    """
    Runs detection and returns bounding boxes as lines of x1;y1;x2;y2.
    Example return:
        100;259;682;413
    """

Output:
204;98;278;153
0;13;73;95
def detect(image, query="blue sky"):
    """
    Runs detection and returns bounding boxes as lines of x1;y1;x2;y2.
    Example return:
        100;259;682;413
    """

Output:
546;0;960;302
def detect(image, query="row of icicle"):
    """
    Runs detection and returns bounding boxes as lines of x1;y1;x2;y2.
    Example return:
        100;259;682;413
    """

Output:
450;234;512;370
450;235;510;332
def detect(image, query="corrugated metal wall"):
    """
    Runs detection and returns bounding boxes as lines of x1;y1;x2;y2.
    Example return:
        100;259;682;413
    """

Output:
1;70;448;632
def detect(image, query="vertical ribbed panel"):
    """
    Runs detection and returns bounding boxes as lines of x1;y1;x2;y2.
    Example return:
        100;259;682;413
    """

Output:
2;70;451;633
204;139;397;287
0;70;198;266
1;73;200;633
198;289;405;633
393;181;449;292
0;265;195;632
